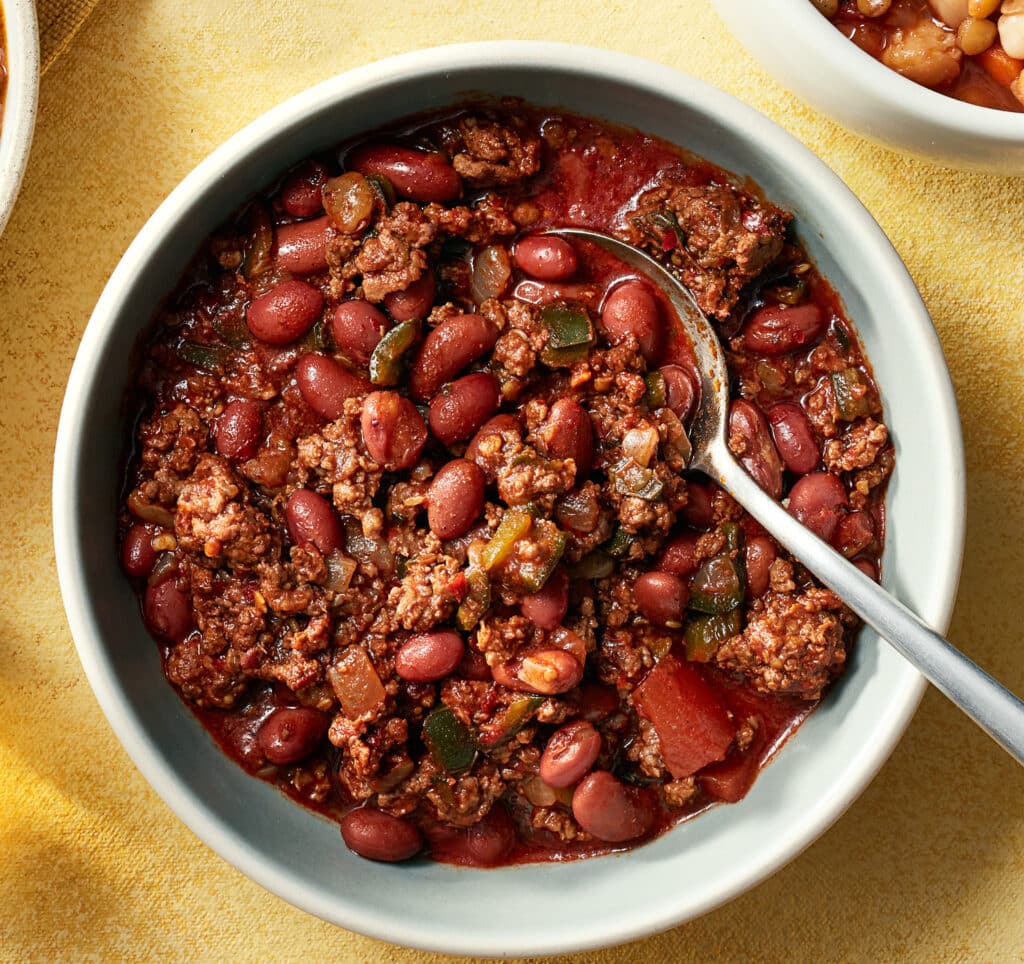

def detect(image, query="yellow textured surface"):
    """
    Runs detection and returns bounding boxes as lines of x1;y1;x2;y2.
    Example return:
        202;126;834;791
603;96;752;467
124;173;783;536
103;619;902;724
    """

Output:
2;0;1023;960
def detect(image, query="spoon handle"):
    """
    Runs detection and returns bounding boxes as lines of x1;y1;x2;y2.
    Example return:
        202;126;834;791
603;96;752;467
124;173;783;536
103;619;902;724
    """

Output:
710;449;1024;766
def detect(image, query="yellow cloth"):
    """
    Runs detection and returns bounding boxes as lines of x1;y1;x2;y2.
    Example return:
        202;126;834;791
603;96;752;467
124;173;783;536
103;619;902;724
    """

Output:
37;0;104;73
2;0;1023;959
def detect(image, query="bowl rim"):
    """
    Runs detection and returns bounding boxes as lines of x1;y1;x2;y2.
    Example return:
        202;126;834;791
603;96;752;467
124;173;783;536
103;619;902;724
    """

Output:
713;0;1024;138
0;0;39;236
52;40;966;956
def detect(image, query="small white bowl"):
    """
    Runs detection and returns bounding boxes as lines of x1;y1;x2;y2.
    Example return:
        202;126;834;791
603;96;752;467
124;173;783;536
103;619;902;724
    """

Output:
53;42;965;956
0;0;38;236
711;0;1024;173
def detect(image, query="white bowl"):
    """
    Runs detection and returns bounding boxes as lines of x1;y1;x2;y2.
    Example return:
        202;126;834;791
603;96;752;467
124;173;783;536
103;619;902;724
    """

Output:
52;42;965;956
0;0;38;236
711;0;1024;173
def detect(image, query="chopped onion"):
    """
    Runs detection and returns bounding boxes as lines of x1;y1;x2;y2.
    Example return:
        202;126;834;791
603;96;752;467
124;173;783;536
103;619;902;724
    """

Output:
622;425;660;468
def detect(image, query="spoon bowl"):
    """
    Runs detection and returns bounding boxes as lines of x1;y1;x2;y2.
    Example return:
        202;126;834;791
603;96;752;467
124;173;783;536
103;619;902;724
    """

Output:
550;227;1024;766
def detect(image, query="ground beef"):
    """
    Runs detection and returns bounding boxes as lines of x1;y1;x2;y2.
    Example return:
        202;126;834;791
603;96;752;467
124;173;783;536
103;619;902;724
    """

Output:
175;454;275;568
627;180;789;319
297;398;383;519
423;193;518;243
349;202;436;302
165;636;248;709
133;404;208;509
448;114;542;187
388;540;461;632
716;588;846;700
823;418;889;473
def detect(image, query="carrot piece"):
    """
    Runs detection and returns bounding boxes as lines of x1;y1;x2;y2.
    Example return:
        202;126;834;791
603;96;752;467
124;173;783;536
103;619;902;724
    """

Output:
977;43;1024;88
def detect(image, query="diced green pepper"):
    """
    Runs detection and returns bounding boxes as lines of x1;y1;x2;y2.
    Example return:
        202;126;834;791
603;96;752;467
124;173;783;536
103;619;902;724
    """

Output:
478;695;544;747
300;318;331;353
214;313;251;349
832;367;874;421
365;173;395;209
455;568;491;631
421;707;477;774
689;555;745;614
540;305;594;350
685;609;743;662
832;320;851;353
631;209;687;251
570;550;615;580
242;204;274;279
644;371;667;409
178;341;230;371
721;522;744;553
541;342;592;367
611;457;664;501
604;526;635;558
481;509;533;572
764;278;807;306
516;529;567;594
369;319;419;386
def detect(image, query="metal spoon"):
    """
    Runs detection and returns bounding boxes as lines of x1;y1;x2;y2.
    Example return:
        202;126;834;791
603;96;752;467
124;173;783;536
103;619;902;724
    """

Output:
550;227;1024;765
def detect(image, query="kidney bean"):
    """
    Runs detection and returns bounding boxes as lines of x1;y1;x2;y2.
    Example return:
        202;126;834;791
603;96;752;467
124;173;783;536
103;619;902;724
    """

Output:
572;771;651;843
462;806;516;866
465;414;522;474
514;235;578;282
659;365;698;421
144;577;191;643
681;481;715;529
395;630;465;683
384;272;435;322
574;682;620;722
360;391;428;470
348;143;462;203
540;720;602;788
767;402;819;475
247;280;323;346
600;280;662;363
832;510;875;558
787;471;848;542
214;399;262;462
634;571;690;627
122;524;159;578
742;303;825;355
657;531;700;577
426;459;486;539
285;489;343;554
330;300;390;366
520;567;569;630
537;398;593;474
457;648;492;682
513;649;583;695
340;807;423;862
274;215;331;275
428;373;500;447
745;535;778;598
408;313;498;402
296;353;371;420
729;399;783;499
257;707;329;765
279;160;328;218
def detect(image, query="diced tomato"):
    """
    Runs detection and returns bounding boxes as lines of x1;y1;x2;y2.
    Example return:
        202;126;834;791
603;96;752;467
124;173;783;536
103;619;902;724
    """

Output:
633;657;735;778
445;571;469;602
700;728;763;804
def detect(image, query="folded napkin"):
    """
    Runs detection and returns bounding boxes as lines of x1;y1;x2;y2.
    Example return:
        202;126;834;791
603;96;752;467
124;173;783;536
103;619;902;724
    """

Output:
38;0;103;72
